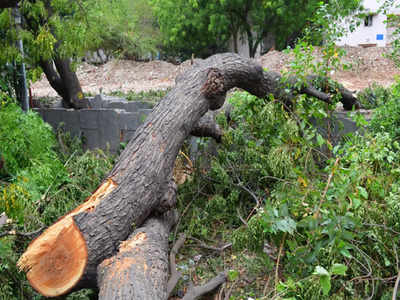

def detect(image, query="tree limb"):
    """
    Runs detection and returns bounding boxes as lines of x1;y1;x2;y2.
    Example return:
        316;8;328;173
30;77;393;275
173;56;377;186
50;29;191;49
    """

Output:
182;272;227;300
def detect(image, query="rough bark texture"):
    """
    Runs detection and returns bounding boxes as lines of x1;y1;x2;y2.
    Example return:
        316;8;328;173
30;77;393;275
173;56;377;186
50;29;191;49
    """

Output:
53;56;88;109
191;111;223;143
18;53;360;297
97;210;177;300
40;58;88;109
39;60;69;106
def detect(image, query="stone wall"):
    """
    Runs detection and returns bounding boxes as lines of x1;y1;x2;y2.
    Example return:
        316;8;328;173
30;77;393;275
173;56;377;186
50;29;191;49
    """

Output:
33;94;371;155
34;95;154;153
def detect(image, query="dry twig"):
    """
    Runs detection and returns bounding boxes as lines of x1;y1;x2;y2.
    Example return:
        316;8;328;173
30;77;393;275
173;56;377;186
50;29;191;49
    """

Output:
0;226;45;239
189;236;232;252
167;233;187;297
314;157;340;219
182;272;227;300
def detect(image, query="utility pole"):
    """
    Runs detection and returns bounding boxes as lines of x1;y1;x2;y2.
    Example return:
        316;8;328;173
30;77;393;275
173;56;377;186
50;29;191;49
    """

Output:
12;5;29;112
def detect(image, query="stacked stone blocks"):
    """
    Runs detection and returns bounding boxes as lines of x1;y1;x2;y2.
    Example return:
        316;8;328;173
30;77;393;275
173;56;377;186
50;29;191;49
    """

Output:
33;95;154;153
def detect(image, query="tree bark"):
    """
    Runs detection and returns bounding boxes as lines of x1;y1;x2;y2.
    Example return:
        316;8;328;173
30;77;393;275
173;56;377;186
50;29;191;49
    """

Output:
40;58;88;109
53;56;88;109
39;60;70;106
97;210;177;300
17;53;360;298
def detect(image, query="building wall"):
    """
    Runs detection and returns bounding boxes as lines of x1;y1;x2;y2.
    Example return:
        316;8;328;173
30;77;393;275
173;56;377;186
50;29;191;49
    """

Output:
337;0;400;47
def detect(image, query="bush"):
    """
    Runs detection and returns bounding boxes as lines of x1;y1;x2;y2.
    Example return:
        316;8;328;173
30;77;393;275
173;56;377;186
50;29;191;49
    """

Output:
0;103;67;222
0;108;114;299
369;80;400;139
357;83;392;109
177;88;400;298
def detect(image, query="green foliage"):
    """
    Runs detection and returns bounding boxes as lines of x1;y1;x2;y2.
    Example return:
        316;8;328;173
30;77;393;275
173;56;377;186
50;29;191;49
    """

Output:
0;103;60;177
0;0;159;81
178;85;400;298
0;130;113;299
176;29;400;297
107;89;168;104
150;0;228;58
87;0;160;58
357;83;392;109
369;80;400;139
151;0;361;58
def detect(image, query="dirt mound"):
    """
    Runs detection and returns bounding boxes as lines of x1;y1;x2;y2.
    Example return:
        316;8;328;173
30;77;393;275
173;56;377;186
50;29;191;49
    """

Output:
31;59;181;98
257;46;400;91
31;47;400;99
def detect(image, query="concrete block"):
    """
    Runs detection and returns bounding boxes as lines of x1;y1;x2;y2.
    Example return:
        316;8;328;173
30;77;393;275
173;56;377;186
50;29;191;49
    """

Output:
120;129;136;143
138;102;154;109
125;101;154;112
81;129;101;150
99;109;121;153
88;95;103;109
60;109;81;137
50;99;63;108
80;109;99;129
45;108;66;130
312;110;371;146
106;101;129;110
119;112;140;131
100;95;128;108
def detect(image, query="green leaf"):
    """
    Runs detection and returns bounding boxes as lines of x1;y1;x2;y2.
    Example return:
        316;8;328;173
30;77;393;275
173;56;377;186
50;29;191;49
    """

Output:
275;217;297;234
227;269;239;281
320;275;331;296
317;134;325;146
357;186;368;199
340;249;352;258
330;263;347;276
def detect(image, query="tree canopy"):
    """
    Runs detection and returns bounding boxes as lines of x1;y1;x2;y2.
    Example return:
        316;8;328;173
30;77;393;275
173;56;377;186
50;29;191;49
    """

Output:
152;0;362;58
0;0;159;107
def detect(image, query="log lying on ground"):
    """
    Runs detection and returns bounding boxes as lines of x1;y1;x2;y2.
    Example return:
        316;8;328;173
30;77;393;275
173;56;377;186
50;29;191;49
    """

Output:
98;210;177;300
17;53;360;298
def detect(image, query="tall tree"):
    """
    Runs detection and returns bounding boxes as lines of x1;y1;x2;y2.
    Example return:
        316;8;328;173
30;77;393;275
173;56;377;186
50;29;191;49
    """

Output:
0;0;159;108
152;0;362;58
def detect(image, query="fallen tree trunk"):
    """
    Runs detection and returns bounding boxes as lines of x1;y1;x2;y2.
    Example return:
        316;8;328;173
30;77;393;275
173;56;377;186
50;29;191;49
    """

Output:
17;53;360;298
97;210;177;300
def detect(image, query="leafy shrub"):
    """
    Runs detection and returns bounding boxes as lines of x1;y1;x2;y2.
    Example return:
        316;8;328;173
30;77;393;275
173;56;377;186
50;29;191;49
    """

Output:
357;83;392;109
369;80;400;139
178;85;400;298
0;103;62;177
0;103;67;223
0;128;114;299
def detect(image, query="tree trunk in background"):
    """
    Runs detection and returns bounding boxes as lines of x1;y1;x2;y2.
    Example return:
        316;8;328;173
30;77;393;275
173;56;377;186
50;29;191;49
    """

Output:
17;53;360;298
53;56;88;108
39;60;69;106
39;58;88;109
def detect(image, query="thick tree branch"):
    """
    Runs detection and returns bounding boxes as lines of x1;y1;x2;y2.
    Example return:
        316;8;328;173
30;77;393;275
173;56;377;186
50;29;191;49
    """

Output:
97;210;178;300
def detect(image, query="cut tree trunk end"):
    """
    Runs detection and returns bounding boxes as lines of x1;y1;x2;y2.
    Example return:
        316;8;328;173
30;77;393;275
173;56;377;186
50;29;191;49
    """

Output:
17;52;360;298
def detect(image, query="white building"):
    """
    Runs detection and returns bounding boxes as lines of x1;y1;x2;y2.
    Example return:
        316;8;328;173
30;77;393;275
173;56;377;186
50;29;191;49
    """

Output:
337;0;400;47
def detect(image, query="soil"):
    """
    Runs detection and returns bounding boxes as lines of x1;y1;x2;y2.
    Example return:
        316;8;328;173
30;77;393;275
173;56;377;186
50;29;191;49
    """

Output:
31;46;400;98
